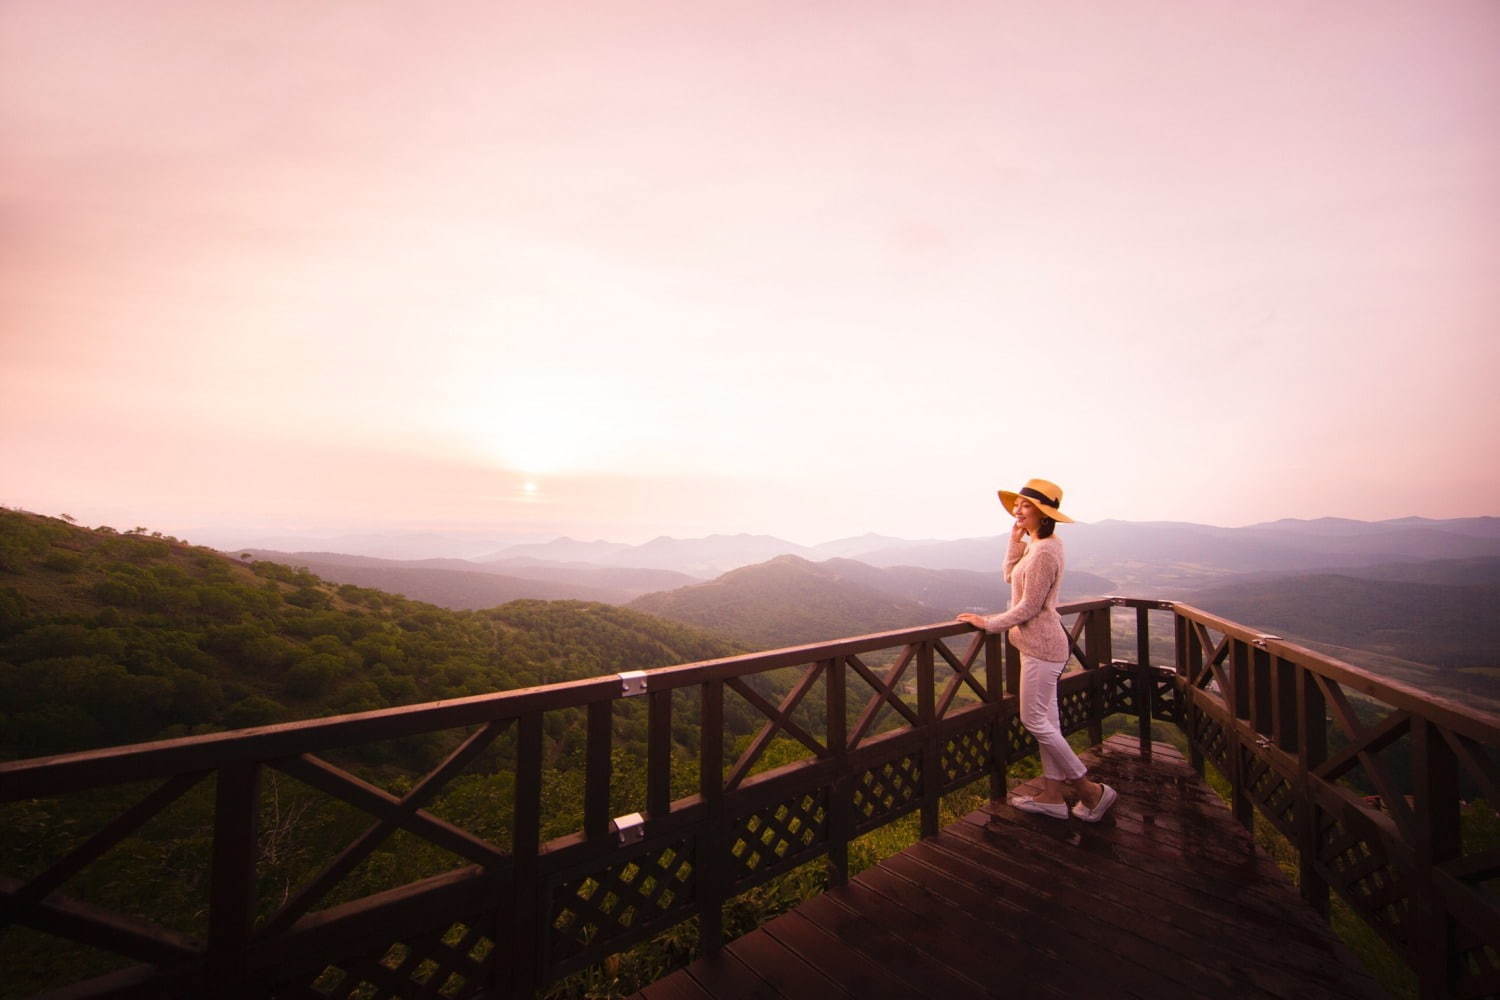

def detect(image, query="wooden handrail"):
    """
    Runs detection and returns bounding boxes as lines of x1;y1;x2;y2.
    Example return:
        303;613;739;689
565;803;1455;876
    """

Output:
1170;602;1500;744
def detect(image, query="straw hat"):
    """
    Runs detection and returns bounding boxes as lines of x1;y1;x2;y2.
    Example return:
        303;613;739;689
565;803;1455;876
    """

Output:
997;478;1074;523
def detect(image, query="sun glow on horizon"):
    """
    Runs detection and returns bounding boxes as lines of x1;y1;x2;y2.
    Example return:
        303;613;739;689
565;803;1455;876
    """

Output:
449;371;666;479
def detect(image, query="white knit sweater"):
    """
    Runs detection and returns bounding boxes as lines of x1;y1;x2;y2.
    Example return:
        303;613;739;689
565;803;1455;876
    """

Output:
980;534;1070;662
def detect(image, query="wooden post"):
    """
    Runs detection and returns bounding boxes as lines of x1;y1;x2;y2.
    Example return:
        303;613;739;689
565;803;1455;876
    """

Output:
1231;638;1251;723
1174;612;1189;678
1296;666;1329;917
207;762;260;996
1251;646;1273;737
918;642;939;837
584;700;612;841
1229;640;1253;831
824;657;850;887
986;632;1007;799
1085;609;1109;747
1084;606;1113;667
1003;633;1021;701
698;680;725;955
984;632;1008;797
1273;656;1298;753
1411;715;1461;999
510;711;544;998
1184;615;1204;776
1136;606;1152;756
646;689;673;819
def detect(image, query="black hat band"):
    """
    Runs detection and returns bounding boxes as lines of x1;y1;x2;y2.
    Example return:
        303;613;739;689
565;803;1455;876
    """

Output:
1019;486;1060;510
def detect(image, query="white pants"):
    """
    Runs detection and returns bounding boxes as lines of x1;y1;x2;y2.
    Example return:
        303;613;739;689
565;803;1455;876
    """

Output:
1020;654;1088;782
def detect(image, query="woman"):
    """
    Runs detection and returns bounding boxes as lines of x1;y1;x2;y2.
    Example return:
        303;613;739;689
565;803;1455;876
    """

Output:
957;478;1117;822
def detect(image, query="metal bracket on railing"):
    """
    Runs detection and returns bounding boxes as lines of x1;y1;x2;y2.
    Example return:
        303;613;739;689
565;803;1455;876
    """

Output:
1252;635;1282;649
618;670;648;697
611;812;646;846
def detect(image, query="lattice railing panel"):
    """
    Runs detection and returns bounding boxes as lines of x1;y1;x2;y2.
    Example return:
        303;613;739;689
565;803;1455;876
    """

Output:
1101;669;1136;717
728;790;827;887
1152;674;1182;725
1006;714;1037;760
548;838;696;966
1243;752;1298;840
1318;811;1411;953
1058;686;1092;735
939;726;991;791
290;921;491;1000
851;754;921;834
1454;930;1500;1000
1189;708;1229;774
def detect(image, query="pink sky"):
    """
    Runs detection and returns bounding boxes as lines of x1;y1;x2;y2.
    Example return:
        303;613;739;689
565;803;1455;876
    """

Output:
3;1;1498;546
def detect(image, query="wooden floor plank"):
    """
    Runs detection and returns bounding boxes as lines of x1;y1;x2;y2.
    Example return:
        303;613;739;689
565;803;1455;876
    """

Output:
932;822;1372;994
886;844;1231;999
861;855;1160;1000
639;738;1389;1000
789;893;992;1000
761;908;947;1000
723;926;856;999
683;949;780;1000
634;971;716;1000
850;863;1082;998
907;835;1356;1000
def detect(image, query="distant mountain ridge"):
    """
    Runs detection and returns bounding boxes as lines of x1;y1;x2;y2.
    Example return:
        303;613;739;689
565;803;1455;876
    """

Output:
216;518;1500;594
481;531;937;578
1245;516;1500;538
236;549;698;607
851;518;1500;592
626;554;1118;650
627;555;938;648
218;529;548;561
484;533;816;578
232;517;1500;615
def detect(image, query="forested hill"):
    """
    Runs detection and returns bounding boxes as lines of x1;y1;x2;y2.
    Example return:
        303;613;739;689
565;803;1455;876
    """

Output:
628;555;934;648
0;509;743;761
626;553;1119;650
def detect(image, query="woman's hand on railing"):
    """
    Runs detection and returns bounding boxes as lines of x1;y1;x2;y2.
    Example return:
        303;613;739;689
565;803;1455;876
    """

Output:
956;613;988;631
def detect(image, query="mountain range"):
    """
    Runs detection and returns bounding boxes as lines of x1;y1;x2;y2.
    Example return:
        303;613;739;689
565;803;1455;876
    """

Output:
850;517;1500;591
234;549;698;607
236;516;1500;613
477;532;917;577
625;554;1116;648
204;515;1500;710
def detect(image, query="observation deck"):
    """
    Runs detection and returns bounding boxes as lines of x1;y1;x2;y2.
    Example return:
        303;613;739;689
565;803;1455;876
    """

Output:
636;735;1383;1000
2;598;1497;999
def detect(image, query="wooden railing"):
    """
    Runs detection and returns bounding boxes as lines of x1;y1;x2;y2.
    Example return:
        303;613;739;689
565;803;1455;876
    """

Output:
1164;603;1500;1000
1;598;1496;999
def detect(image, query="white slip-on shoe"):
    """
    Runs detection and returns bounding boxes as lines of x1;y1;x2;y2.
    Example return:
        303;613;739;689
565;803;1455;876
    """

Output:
1010;795;1070;819
1070;784;1118;823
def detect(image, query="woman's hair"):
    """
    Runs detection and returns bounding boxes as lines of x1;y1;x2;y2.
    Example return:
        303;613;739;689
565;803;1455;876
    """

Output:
1036;516;1056;539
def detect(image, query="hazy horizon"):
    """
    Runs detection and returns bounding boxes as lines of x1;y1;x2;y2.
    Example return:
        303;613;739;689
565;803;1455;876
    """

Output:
5;1;1497;545
6;503;1492;562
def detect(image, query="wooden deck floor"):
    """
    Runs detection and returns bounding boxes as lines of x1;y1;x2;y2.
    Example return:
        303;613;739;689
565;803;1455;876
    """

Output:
631;734;1388;1000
